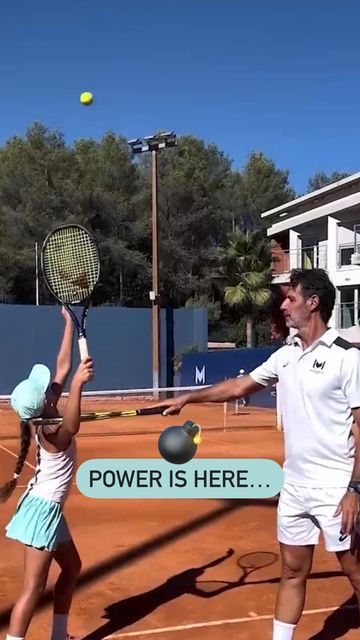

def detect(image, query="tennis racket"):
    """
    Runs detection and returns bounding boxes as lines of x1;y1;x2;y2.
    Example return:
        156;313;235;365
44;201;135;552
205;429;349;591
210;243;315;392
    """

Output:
41;224;100;360
32;404;171;426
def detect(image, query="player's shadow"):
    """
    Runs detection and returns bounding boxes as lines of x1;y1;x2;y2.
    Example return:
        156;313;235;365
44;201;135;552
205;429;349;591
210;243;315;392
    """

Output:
307;595;359;639
81;547;350;640
81;548;245;640
307;532;360;638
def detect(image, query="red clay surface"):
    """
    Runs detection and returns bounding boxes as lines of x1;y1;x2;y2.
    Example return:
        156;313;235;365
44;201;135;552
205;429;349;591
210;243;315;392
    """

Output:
0;401;358;639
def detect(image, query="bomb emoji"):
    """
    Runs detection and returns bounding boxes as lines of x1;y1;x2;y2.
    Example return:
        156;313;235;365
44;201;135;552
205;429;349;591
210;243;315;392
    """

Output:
158;420;201;464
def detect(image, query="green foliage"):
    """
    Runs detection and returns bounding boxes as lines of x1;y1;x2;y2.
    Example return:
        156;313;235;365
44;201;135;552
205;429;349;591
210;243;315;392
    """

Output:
0;120;346;346
185;294;222;330
307;171;351;193
240;152;295;222
211;230;273;347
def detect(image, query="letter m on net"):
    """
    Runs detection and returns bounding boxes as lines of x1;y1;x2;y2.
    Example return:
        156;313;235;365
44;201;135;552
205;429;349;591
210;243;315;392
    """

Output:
195;365;205;385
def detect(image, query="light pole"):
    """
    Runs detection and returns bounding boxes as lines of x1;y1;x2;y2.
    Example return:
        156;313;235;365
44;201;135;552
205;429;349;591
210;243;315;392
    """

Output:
35;242;39;305
127;132;177;395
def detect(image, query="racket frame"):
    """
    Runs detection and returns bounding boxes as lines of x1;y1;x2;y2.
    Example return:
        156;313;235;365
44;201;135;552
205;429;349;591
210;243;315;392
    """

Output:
41;223;100;360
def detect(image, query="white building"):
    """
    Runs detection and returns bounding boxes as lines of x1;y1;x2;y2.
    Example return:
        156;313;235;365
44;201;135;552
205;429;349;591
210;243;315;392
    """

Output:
261;172;360;340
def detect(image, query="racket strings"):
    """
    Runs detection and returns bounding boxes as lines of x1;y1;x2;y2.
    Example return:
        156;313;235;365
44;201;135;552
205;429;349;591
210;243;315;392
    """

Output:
42;227;99;303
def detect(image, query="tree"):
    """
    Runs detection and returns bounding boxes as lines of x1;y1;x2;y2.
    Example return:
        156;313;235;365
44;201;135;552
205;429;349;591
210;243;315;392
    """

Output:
185;294;221;332
137;135;235;307
0;122;75;302
0;122;296;324
212;230;272;347
70;132;150;306
307;171;351;193
240;152;295;224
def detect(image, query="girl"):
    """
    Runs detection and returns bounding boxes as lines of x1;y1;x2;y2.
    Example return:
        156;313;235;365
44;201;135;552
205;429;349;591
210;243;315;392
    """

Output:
1;308;94;640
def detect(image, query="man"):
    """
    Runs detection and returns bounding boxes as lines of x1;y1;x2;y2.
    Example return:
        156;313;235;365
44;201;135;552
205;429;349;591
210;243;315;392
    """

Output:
235;369;248;412
155;269;360;640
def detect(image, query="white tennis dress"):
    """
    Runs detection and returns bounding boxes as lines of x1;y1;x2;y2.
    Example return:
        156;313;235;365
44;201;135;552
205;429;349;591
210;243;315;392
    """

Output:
5;427;77;551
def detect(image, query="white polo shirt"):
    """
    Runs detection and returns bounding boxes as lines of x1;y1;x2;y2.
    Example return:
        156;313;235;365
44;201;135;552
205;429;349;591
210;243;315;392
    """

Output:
250;329;360;487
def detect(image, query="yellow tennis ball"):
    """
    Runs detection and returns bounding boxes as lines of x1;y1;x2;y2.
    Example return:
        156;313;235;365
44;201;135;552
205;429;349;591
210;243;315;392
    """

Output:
80;91;93;106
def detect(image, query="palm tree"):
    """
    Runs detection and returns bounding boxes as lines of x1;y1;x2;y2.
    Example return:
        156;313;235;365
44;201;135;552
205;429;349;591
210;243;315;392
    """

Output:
212;230;272;347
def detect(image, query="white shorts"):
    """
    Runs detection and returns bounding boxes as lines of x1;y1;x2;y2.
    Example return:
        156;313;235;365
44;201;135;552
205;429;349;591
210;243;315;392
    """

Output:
277;482;352;552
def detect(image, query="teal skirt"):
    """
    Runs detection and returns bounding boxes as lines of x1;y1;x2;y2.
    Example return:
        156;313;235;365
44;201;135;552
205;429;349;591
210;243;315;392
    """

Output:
5;492;71;551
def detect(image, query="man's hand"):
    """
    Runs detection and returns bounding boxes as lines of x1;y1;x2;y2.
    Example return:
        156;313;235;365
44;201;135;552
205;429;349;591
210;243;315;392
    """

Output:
152;394;190;416
334;490;360;537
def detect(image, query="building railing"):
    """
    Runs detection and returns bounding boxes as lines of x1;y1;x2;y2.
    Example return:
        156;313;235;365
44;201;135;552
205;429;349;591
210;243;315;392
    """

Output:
334;303;359;329
271;241;360;275
271;245;327;275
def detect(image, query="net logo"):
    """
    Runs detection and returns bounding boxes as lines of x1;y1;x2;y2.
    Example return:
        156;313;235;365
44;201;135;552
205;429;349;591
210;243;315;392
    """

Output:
195;365;205;384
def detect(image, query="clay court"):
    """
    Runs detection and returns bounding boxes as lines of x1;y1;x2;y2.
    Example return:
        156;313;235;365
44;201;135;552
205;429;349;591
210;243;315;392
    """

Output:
0;399;359;640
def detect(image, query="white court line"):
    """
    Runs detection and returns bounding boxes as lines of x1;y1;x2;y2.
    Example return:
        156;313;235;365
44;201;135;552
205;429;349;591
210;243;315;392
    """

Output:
103;604;357;638
207;436;274;456
0;444;35;470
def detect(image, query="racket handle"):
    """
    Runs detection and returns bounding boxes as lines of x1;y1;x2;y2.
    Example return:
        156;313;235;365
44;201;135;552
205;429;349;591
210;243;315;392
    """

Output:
138;406;170;415
78;336;89;360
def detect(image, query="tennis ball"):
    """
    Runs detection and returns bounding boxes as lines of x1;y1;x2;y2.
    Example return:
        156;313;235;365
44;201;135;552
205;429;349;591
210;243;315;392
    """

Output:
80;92;93;106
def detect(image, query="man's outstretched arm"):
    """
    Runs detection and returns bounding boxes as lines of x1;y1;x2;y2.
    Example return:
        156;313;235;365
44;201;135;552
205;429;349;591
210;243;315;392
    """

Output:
154;375;266;415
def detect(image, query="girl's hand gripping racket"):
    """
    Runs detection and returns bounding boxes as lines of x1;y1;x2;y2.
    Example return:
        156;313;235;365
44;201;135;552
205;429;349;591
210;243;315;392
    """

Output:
41;224;100;360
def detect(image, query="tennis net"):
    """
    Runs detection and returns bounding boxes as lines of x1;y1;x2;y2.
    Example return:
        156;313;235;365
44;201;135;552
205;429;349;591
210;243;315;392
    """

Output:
0;385;277;440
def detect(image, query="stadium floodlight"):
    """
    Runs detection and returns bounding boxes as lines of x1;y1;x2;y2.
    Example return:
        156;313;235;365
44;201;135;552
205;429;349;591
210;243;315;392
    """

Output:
127;132;178;396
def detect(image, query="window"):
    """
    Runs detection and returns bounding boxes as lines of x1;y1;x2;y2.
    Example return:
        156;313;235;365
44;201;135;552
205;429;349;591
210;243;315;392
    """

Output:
339;245;354;267
339;287;359;328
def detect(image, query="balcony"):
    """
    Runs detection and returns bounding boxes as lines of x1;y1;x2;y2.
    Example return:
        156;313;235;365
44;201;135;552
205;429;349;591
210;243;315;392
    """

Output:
271;245;328;278
334;303;359;329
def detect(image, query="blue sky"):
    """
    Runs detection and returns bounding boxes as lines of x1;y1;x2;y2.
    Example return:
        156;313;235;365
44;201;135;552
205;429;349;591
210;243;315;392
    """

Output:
0;0;359;195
